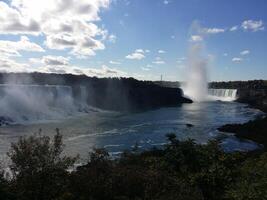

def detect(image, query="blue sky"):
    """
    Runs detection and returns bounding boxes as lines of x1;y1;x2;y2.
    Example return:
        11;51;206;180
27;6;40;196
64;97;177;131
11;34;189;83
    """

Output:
0;0;266;81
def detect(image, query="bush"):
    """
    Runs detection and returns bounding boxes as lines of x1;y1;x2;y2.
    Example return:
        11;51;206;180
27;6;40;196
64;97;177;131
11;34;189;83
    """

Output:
226;153;267;200
0;132;265;200
7;131;77;200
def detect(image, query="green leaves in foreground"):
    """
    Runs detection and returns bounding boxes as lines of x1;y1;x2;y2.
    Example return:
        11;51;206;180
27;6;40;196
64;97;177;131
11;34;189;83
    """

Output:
0;132;266;200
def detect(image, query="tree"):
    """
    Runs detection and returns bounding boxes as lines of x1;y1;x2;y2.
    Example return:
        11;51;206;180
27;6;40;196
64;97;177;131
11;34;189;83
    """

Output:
8;131;77;200
226;152;267;200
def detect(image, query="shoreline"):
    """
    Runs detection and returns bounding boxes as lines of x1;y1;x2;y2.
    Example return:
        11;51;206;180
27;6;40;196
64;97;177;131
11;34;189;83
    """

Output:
218;100;267;149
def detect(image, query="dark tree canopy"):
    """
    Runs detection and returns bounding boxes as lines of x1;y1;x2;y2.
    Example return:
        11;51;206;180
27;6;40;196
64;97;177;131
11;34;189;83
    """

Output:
0;133;266;200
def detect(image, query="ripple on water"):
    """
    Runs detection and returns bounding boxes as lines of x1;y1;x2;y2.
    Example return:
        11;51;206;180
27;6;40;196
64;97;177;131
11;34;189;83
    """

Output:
0;101;263;159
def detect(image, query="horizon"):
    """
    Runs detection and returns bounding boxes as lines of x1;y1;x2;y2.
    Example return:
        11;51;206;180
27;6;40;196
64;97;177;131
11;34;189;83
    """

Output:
0;0;266;81
0;71;267;83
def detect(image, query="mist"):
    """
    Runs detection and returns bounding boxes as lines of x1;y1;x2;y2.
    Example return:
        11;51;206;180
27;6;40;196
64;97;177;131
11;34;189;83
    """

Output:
182;43;209;102
0;76;89;124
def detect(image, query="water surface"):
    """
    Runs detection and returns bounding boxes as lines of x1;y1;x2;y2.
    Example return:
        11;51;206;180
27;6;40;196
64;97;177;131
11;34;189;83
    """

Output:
0;101;263;160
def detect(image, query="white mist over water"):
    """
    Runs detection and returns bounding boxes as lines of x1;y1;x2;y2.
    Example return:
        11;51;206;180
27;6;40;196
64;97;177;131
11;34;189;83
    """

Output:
0;84;90;124
182;44;209;102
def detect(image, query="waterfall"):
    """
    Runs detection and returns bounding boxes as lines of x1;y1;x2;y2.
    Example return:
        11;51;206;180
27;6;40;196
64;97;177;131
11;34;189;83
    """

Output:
78;86;89;111
0;84;89;124
208;89;237;101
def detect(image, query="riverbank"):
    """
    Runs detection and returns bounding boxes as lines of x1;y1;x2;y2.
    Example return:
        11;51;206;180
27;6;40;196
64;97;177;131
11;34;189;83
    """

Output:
218;97;267;149
218;116;267;149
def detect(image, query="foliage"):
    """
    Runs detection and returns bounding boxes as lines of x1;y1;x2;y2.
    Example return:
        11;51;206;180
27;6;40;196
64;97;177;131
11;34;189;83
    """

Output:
7;131;77;200
226;152;267;200
0;133;266;200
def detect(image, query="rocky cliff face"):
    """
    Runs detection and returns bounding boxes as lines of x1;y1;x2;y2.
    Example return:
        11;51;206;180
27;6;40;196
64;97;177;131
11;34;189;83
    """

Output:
237;89;267;112
85;83;192;111
208;80;267;112
0;73;192;113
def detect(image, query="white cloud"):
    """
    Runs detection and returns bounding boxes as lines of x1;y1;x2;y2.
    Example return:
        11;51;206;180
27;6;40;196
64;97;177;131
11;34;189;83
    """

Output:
1;52;127;77
42;56;69;65
230;26;239;32
152;57;165;64
241;20;264;32
152;60;165;64
240;50;250;56
0;2;41;35
202;28;225;34
229;21;264;32
190;35;203;42
39;64;126;77
126;53;144;60
0;57;30;72
109;60;121;65
232;57;243;63
141;67;150;71
145;49;150;53
108;34;117;43
141;65;152;71
126;49;145;60
135;49;145;53
29;55;126;77
0;36;44;58
223;53;228;56
0;0;111;58
31;55;70;66
158;50;166;53
163;0;170;5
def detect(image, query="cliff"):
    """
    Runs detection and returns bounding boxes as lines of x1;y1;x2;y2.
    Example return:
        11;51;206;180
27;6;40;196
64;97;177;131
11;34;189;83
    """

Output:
212;80;267;148
209;80;267;112
0;72;192;112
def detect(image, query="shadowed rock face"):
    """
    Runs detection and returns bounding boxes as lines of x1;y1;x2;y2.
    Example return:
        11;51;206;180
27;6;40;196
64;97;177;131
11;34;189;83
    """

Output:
86;82;192;111
218;116;267;149
212;81;267;149
237;89;267;113
0;72;192;113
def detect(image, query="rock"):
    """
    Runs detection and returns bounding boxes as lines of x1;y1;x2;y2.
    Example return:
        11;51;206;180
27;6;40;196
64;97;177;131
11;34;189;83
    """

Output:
218;116;267;149
186;123;194;128
0;116;13;126
0;72;193;112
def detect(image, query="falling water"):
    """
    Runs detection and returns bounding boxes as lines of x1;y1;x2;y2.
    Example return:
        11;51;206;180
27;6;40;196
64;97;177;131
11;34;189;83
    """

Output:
208;89;238;101
0;84;88;124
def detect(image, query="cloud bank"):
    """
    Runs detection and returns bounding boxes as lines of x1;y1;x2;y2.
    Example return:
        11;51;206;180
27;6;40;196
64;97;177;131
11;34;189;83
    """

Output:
0;0;111;57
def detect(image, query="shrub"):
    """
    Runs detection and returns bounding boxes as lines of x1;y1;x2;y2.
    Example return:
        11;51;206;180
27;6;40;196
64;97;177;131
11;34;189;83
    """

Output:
7;131;77;200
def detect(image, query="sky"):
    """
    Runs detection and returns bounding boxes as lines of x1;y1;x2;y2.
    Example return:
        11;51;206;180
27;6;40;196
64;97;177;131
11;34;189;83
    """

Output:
0;0;266;81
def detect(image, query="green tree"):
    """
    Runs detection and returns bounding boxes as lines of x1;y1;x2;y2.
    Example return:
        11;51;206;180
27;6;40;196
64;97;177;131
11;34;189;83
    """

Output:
69;148;113;200
226;152;267;200
8;131;77;200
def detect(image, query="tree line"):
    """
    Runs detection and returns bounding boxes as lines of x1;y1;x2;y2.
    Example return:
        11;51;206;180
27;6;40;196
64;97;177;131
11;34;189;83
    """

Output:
0;131;266;200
